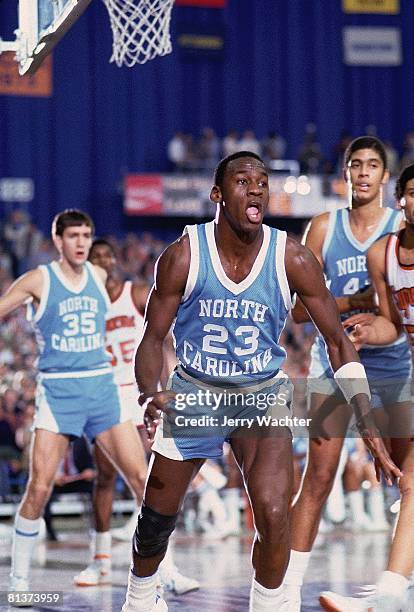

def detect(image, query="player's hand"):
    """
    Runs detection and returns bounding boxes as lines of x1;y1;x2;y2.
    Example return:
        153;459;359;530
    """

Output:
140;391;176;440
348;286;377;311
343;314;375;350
355;415;402;485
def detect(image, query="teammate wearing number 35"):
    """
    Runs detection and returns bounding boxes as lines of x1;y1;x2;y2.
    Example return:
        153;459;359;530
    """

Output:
0;210;147;596
122;151;401;612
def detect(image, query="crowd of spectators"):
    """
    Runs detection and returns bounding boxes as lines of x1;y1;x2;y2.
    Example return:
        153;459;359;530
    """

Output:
167;124;414;176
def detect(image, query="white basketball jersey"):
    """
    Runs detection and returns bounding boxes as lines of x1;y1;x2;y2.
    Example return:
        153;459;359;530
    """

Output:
386;231;414;346
106;281;144;385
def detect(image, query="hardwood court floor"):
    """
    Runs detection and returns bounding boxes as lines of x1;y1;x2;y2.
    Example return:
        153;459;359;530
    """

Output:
1;524;414;610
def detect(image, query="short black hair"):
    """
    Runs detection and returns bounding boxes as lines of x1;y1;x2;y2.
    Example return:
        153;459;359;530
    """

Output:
214;151;265;188
52;209;94;237
395;164;414;200
344;136;387;170
89;238;116;257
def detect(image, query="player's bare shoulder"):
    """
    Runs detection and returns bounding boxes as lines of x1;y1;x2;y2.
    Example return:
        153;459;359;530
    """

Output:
285;235;322;293
17;267;45;300
285;235;316;269
0;267;44;316
301;211;331;260
305;212;330;239
156;232;191;293
367;233;390;271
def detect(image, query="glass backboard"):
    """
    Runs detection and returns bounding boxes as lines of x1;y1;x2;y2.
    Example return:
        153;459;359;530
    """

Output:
0;0;92;75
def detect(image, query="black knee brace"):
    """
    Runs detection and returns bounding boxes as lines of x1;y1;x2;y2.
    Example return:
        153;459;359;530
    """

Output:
133;502;178;558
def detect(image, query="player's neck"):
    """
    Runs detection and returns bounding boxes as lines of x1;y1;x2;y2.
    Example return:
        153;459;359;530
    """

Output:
349;199;384;226
215;218;263;255
58;259;85;282
106;276;124;302
400;224;414;249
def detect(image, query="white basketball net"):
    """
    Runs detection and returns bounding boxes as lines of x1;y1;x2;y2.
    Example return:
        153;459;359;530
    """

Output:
102;0;174;67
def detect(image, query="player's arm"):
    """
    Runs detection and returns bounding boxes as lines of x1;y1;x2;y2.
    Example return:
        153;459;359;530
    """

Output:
132;279;177;388
344;237;402;348
291;214;374;323
0;269;43;318
131;282;150;316
135;236;190;436
285;238;402;483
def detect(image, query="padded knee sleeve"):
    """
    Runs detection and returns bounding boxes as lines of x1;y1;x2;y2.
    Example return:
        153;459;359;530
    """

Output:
133;502;178;558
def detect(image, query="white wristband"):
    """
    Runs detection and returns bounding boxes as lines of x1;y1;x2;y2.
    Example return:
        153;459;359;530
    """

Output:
334;361;371;403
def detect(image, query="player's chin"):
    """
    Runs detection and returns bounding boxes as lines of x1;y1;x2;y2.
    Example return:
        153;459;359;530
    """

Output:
244;213;263;227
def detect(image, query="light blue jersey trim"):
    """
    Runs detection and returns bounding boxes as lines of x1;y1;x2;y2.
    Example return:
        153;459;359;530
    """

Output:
342;207;393;252
322;210;337;262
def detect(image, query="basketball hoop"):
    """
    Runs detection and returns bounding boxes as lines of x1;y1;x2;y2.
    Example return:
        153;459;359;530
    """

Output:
102;0;174;67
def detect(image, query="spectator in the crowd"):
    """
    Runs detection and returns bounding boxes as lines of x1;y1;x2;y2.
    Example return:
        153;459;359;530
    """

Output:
3;209;32;277
297;123;322;174
222;130;239;158
332;130;352;174
238;129;261;155
28;236;57;270
196;127;220;172
399;131;414;171
261;130;286;162
167;131;188;172
383;140;399;176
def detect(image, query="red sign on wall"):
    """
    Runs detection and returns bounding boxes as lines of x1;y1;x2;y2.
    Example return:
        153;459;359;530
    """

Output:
175;0;226;7
0;53;52;97
124;175;163;216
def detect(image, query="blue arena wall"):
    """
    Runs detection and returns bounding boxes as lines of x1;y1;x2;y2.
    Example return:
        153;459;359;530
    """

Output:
0;0;413;235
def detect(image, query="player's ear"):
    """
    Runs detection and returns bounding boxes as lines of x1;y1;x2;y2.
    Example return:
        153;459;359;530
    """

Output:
381;169;390;185
53;234;63;254
210;184;222;204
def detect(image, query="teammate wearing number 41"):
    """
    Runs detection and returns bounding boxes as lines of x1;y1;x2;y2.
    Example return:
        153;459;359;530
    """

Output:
283;137;412;610
320;165;414;611
0;210;148;596
121;151;400;612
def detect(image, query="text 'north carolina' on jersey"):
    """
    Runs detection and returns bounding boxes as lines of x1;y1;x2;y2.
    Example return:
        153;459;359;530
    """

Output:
386;231;414;348
173;221;292;386
310;206;405;376
106;281;144;385
32;261;111;375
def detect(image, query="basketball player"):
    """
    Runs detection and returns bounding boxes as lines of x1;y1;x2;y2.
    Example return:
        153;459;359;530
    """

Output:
74;239;199;595
320;163;414;611
282;136;412;611
121;151;400;612
0;210;148;594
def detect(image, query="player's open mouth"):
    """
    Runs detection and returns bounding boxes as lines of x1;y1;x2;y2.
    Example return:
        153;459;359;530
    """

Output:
356;183;370;191
246;203;262;223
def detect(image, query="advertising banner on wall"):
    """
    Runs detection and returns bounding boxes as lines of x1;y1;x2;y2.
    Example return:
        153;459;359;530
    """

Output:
343;27;402;66
342;0;399;13
0;53;52;97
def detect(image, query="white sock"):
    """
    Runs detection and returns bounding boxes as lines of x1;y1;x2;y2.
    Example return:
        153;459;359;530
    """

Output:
368;489;387;524
348;490;365;521
159;545;177;576
222;488;241;530
283;549;311;587
11;513;41;580
124;570;157;611
377;570;409;598
249;578;285;611
123;509;139;536
94;531;111;566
